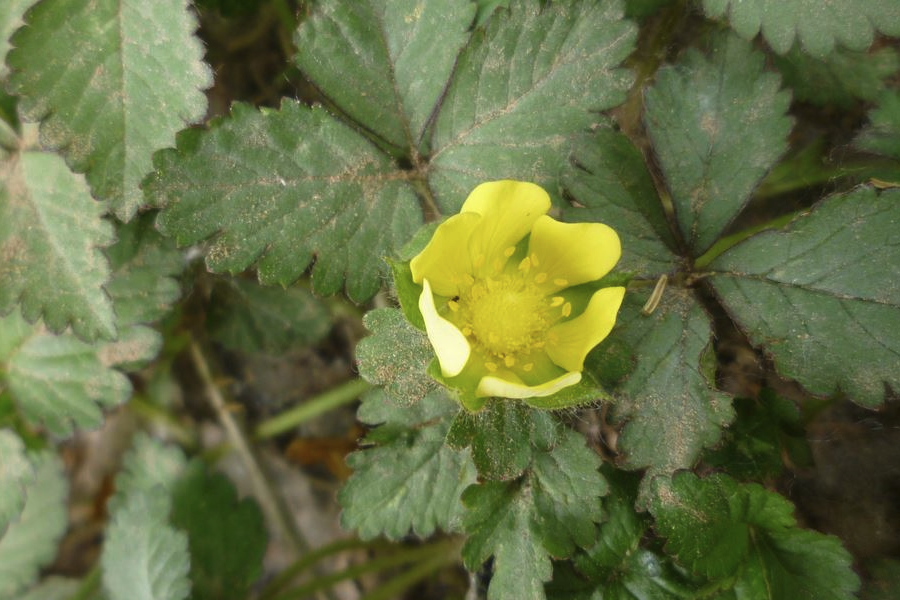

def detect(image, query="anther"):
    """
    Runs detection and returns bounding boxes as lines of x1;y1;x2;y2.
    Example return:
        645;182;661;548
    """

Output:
553;278;568;287
550;296;564;307
530;253;540;267
562;302;572;317
523;363;534;372
485;362;498;372
504;356;515;367
448;300;459;312
503;246;516;257
534;272;548;284
518;257;531;272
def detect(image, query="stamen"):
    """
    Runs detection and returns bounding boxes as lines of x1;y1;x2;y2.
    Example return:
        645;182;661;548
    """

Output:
530;253;540;267
518;257;531;272
553;278;568;287
485;362;498;372
462;326;473;336
448;300;459;312
562;302;572;317
503;246;516;257
550;296;564;307
534;272;548;284
504;356;515;367
523;363;534;372
463;273;475;286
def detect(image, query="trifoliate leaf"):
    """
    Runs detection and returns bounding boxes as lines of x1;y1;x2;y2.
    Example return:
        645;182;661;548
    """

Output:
7;0;211;221
0;452;69;598
428;0;636;210
102;491;191;600
294;0;475;153
650;473;859;599
709;187;900;407
207;278;330;354
564;130;678;275
340;390;475;540
855;90;900;161
0;150;115;341
701;0;900;57
170;461;266;600
774;46;900;109
0;309;131;437
644;32;791;254
611;291;733;476
107;433;187;514
0;430;31;536
462;431;608;600
447;401;557;481
148;101;421;302
356;308;437;406
105;213;184;328
0;0;38;79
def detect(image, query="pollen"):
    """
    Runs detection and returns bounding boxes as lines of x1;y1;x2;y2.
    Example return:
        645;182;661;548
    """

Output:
518;257;531;272
504;355;516;367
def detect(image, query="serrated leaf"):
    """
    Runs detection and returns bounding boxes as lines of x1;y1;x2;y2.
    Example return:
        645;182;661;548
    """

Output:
207;278;330;354
108;433;187;514
650;473;859;599
0;309;131;437
148;101;421;302
0;430;32;536
855;90;900;161
774;46;900;109
340;390;474;540
0;0;38;79
611;290;733;475
102;491;191;600
563;130;678;275
356;308;437;405
428;0;636;210
462;431;608;600
295;0;475;153
0;150;116;341
644;32;791;254
7;0;211;220
0;451;69;598
170;461;266;600
702;0;900;57
709;187;900;407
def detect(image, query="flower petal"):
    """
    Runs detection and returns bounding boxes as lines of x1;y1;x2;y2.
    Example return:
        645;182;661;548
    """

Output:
527;216;621;291
545;287;626;372
461;181;551;277
410;212;481;297
419;279;470;377
475;371;582;399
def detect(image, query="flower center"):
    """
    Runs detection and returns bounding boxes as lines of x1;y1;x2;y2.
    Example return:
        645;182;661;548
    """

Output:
467;280;545;356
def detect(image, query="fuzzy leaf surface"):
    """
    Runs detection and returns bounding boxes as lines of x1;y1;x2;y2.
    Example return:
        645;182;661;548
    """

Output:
341;389;474;540
702;0;900;57
102;492;190;600
428;0;636;210
356;308;437;406
644;32;791;254
709;187;900;407
0;430;31;536
294;0;475;152
563;130;678;275
7;0;211;220
0;151;115;341
149;102;421;302
170;462;266;600
207;278;330;354
650;473;859;599
0;0;38;79
855;90;900;161
108;433;187;514
0;310;131;437
0;452;68;598
611;291;733;476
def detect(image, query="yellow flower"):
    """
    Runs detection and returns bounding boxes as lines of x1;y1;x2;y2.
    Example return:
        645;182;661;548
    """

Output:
409;180;625;409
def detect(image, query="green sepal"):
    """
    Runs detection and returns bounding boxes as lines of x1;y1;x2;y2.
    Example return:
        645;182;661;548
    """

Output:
427;359;486;412
388;259;425;332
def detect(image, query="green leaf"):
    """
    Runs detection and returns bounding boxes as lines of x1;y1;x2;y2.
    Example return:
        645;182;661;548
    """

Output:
447;400;557;481
170;461;267;600
855;90;900;161
0;150;116;341
474;0;509;26
102;491;191;600
18;577;83;600
8;0;211;220
563;130;678;275
0;429;31;536
0;309;131;437
709;187;900;407
644;32;792;254
0;0;38;79
611;291;733;476
294;0;475;153
702;0;900;57
148;101;421;302
428;0;636;210
461;430;608;600
0;451;69;598
108;432;187;514
340;389;475;540
207;278;330;354
774;46;900;109
625;0;676;20
356;308;437;406
650;473;859;599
